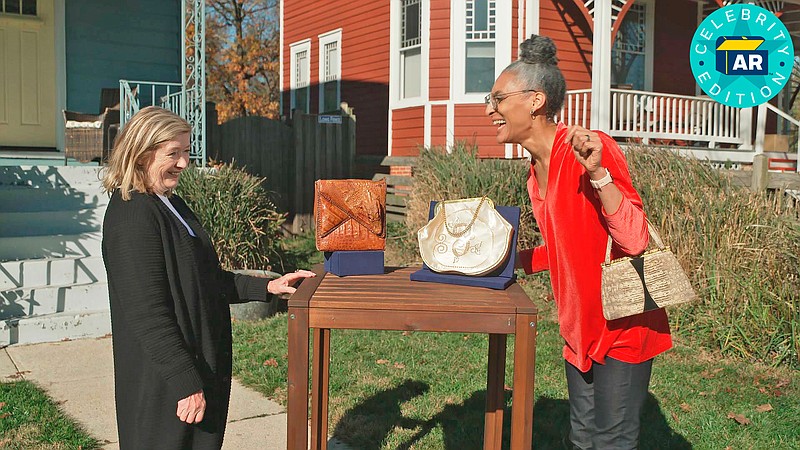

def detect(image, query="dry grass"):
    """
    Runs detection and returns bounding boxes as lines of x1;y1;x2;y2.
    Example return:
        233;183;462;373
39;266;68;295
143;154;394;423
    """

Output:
626;146;799;367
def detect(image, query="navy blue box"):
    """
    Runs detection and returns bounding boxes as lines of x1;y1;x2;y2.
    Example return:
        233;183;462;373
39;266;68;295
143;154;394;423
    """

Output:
324;250;385;276
410;203;520;290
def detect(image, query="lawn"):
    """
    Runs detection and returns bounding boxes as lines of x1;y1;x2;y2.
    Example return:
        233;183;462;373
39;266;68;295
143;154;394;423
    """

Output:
0;380;99;449
232;271;800;449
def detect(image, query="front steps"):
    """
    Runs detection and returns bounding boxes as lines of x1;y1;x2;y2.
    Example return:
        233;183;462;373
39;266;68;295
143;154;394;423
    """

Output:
1;165;110;346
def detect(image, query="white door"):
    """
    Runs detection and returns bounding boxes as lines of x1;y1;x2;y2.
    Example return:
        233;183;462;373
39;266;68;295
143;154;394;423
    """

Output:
0;0;56;148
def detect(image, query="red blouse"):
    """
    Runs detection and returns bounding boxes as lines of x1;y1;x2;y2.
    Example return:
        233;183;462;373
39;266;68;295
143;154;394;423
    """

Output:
519;123;672;372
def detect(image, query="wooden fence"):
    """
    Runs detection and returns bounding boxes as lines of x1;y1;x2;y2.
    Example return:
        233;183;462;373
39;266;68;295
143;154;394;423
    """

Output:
208;109;356;234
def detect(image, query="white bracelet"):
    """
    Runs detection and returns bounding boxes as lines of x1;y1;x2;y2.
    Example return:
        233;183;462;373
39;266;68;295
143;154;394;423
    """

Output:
589;168;613;189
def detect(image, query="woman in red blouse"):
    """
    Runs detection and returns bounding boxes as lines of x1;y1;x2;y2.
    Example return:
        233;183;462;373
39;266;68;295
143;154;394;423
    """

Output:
485;35;672;449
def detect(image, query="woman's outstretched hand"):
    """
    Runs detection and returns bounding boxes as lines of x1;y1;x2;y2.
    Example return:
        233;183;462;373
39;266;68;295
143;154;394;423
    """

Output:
564;125;604;176
268;270;316;296
177;390;206;424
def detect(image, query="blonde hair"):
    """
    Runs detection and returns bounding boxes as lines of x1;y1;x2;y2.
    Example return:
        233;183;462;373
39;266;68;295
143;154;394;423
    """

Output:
101;106;191;200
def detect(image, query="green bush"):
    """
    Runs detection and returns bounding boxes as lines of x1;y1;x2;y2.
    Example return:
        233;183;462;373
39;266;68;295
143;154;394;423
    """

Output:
405;141;541;251
176;163;286;271
403;142;799;368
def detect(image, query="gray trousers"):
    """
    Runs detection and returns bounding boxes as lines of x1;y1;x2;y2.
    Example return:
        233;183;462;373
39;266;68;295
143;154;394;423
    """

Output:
564;357;653;450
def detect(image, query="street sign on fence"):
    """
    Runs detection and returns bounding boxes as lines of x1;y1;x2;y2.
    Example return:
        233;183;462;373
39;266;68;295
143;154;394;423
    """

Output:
318;115;342;124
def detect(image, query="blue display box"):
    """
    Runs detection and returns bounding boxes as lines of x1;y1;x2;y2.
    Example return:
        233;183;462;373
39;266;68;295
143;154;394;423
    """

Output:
324;250;385;277
410;202;520;290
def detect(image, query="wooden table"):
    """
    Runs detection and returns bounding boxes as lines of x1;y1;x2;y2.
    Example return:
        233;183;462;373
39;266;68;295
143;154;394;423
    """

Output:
286;266;538;449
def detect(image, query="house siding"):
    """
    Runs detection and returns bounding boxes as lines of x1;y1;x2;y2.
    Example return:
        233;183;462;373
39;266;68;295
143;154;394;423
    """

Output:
512;0;519;60
430;104;447;148
540;0;592;91
392;106;425;156
652;0;696;96
454;104;503;157
65;0;181;113
429;0;450;101
283;0;390;156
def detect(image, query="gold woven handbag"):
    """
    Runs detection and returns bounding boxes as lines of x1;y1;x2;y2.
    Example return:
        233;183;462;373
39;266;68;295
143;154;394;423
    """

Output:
417;197;513;276
601;219;698;321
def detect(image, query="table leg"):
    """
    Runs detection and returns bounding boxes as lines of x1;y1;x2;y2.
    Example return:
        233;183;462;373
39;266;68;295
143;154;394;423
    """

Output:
310;328;331;450
287;308;309;450
484;334;507;450
510;314;537;449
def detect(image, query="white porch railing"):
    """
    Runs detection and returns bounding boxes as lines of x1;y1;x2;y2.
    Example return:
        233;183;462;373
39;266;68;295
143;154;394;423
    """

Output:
119;80;184;127
560;88;747;148
118;80;204;162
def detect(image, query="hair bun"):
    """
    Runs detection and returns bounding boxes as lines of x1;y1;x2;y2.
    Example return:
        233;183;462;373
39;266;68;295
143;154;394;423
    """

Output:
519;34;558;65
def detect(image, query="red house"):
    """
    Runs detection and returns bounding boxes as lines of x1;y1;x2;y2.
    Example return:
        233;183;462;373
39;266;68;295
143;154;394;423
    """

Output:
280;0;800;171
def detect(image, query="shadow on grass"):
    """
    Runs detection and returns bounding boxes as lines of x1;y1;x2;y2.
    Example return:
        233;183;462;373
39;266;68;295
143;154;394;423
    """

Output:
333;388;691;449
333;379;430;449
533;394;692;450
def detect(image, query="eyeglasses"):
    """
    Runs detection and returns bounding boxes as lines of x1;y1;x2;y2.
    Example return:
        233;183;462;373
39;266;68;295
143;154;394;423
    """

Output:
484;90;537;110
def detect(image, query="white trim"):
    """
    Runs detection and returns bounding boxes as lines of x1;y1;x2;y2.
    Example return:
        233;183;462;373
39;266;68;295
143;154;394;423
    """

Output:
390;0;429;110
55;0;65;151
446;101;454;150
388;108;393;155
424;103;431;147
279;0;284;115
451;0;512;103
643;0;655;91
505;143;513;158
289;39;311;116
389;0;400;109
591;0;612;130
317;28;342;113
526;0;539;37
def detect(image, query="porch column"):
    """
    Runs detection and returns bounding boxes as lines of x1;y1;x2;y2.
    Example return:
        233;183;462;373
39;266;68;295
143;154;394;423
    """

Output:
590;0;612;131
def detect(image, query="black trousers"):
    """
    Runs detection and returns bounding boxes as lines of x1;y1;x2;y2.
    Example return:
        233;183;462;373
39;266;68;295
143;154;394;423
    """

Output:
564;357;653;450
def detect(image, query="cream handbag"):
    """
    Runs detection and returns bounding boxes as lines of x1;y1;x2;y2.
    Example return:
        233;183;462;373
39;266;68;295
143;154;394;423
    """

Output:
417;197;514;276
601;219;698;320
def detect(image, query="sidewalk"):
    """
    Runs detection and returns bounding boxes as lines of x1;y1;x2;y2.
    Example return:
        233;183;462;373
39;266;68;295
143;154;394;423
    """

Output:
1;336;349;450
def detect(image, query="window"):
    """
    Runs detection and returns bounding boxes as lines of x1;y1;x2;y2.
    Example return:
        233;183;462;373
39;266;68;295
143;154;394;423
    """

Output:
1;0;37;16
400;0;422;99
290;40;311;115
465;0;495;93
319;29;342;113
611;1;653;90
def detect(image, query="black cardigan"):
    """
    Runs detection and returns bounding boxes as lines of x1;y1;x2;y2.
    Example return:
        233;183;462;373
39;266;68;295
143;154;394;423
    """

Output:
102;190;269;449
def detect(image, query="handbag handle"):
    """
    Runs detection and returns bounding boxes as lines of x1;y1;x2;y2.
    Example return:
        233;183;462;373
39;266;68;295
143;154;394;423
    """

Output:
604;217;666;264
441;196;487;238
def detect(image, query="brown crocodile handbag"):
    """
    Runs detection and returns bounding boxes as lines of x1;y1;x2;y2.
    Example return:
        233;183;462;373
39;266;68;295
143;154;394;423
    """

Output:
314;179;387;251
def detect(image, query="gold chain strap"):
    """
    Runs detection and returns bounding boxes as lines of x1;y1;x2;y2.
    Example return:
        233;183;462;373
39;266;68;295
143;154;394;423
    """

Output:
442;196;487;238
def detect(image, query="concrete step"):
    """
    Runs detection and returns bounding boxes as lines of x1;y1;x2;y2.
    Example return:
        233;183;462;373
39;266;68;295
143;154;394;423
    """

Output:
0;185;108;213
0;256;106;290
0;309;111;346
0;231;103;261
0;165;103;189
1;281;109;320
0;209;105;238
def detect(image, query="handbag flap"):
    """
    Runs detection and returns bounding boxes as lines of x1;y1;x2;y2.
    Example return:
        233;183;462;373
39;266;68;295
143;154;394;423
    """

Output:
315;179;386;238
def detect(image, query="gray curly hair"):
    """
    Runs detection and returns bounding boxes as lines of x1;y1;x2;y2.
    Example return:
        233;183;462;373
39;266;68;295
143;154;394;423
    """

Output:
501;34;566;119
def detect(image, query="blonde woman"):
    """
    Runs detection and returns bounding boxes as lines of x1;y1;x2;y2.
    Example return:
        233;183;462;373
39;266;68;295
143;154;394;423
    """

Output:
101;106;314;449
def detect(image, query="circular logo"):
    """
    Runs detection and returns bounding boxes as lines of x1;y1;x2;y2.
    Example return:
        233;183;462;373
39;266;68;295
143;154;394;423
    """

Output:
690;4;794;108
